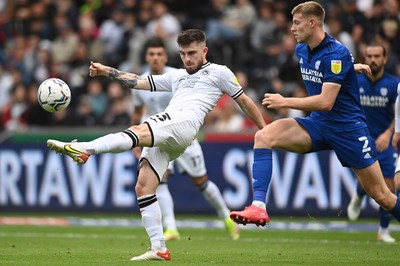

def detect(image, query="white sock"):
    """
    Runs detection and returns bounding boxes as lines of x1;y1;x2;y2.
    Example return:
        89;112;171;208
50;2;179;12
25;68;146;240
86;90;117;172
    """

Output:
252;200;266;209
79;132;136;154
200;180;230;219
156;183;178;231
137;195;166;251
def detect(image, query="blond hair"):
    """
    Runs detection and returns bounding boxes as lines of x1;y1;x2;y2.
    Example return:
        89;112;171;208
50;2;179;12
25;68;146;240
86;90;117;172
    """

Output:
291;1;325;26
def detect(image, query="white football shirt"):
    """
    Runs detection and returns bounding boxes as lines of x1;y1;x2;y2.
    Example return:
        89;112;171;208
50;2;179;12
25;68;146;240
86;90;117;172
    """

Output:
132;66;176;116
148;62;243;127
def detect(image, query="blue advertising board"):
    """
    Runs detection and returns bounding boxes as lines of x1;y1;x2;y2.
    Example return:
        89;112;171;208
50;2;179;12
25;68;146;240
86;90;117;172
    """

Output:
0;132;380;218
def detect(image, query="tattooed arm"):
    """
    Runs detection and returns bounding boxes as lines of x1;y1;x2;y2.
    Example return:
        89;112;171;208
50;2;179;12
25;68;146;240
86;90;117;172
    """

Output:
89;61;151;90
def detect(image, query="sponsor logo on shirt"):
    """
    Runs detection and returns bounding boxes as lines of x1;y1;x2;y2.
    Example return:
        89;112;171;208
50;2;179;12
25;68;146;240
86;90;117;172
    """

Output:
300;67;323;83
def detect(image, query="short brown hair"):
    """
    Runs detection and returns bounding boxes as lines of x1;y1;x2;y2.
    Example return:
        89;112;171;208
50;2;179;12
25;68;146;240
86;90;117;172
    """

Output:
366;42;387;57
177;29;206;46
291;1;325;26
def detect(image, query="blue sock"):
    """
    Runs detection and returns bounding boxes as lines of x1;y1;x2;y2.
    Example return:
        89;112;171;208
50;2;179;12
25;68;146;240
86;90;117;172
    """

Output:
389;197;400;222
252;148;272;203
356;182;366;198
379;206;392;228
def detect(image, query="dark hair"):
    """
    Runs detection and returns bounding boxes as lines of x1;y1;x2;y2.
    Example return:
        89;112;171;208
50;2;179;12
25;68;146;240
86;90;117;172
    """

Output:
145;38;166;50
177;29;206;46
367;42;387;57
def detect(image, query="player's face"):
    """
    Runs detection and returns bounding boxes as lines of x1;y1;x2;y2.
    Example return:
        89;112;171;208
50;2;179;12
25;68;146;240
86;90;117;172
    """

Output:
365;46;386;75
146;47;168;75
291;13;312;44
179;42;208;74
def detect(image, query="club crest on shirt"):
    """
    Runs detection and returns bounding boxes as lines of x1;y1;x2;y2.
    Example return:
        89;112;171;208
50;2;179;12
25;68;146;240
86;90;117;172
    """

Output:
315;60;321;70
380;87;388;96
202;70;210;76
331;60;342;74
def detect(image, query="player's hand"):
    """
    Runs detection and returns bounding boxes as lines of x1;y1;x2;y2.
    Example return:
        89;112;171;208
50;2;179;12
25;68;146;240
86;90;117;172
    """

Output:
262;93;285;109
392;132;400;152
89;61;107;77
375;131;391;152
354;63;371;75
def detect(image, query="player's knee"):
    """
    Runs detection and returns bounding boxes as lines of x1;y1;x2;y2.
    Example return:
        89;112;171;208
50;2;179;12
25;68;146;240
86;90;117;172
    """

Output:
255;128;275;148
192;175;208;188
370;191;392;210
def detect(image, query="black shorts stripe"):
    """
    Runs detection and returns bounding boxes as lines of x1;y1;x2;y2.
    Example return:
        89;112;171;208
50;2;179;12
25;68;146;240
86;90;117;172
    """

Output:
144;121;154;147
138;194;157;208
139;158;161;183
122;129;139;149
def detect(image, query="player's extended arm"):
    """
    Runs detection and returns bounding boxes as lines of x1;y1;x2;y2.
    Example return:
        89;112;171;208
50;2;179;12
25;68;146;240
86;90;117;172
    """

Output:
262;82;340;112
89;61;151;90
235;93;267;129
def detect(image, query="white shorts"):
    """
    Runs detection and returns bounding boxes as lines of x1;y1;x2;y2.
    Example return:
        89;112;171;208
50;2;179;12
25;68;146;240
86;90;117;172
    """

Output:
140;110;199;181
169;139;207;178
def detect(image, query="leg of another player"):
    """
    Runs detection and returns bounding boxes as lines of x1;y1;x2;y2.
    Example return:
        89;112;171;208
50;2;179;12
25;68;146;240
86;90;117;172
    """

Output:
353;162;400;222
230;118;312;226
347;181;367;221
191;175;239;240
156;170;180;241
376;178;395;243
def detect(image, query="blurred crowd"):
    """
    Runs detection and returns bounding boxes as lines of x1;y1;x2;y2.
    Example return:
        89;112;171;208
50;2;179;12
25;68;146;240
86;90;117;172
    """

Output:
0;0;399;133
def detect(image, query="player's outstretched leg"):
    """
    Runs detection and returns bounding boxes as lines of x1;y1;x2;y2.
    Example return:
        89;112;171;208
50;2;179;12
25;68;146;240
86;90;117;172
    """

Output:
47;139;90;164
47;129;139;164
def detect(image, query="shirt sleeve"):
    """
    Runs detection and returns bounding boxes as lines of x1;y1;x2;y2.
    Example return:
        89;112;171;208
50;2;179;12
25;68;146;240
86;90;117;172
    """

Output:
218;66;244;99
322;49;353;85
148;71;175;92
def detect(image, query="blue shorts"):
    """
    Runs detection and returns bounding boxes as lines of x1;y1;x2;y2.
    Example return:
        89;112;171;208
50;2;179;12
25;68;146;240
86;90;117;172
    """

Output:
376;145;396;179
294;116;376;169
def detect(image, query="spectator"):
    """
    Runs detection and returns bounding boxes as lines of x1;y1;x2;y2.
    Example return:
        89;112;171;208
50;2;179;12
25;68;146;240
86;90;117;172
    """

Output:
85;78;108;119
98;7;126;67
103;81;131;126
1;82;29;131
145;0;181;66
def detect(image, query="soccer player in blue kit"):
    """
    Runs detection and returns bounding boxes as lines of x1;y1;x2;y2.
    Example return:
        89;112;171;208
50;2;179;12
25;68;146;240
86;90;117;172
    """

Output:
230;1;400;226
347;43;400;242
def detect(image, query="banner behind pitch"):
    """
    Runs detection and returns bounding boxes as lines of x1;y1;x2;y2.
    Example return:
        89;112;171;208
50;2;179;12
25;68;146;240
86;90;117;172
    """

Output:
0;132;379;217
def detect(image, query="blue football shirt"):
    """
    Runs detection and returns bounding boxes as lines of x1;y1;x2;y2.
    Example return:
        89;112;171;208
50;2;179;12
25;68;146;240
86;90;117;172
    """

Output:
296;34;367;131
358;72;399;139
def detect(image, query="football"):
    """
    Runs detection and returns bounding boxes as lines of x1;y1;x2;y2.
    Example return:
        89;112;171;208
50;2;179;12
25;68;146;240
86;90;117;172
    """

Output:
37;78;71;112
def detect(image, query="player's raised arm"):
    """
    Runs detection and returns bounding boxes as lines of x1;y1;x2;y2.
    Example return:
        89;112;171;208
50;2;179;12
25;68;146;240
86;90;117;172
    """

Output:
89;61;151;91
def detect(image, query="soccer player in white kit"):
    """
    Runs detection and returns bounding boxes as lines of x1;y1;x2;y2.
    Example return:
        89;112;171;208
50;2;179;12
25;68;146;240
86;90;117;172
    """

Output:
47;29;266;261
132;38;239;242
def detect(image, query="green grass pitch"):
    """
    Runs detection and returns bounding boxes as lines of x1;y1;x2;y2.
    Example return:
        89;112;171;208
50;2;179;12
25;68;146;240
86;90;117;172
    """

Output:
1;217;399;266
